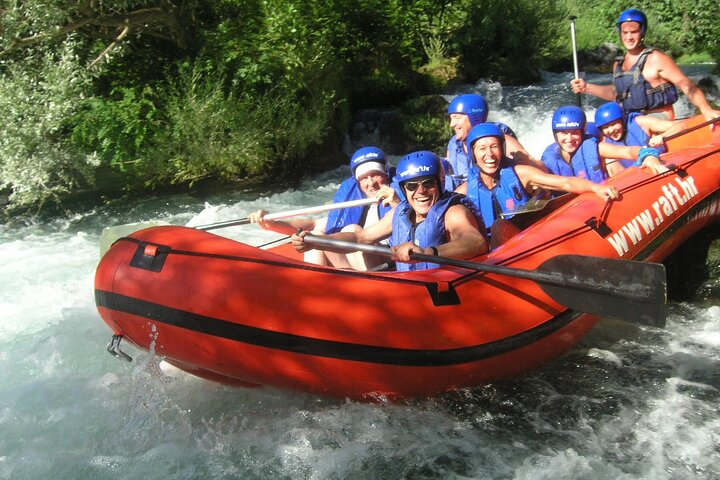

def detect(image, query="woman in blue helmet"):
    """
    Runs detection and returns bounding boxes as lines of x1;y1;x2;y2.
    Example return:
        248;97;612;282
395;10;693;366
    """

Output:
292;151;488;271
594;101;687;169
445;93;543;190
541;105;668;182
457;123;619;236
571;8;719;121
250;146;401;270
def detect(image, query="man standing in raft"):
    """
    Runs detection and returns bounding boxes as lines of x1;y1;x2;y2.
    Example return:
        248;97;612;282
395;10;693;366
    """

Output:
570;8;719;121
251;146;400;270
292;151;488;271
542;105;668;180
594;101;687;169
456;123;620;236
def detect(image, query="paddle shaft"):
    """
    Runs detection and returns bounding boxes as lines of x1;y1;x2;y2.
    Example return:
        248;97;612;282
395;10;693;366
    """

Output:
664;115;720;142
569;16;582;107
302;234;666;326
302;235;656;301
196;197;378;231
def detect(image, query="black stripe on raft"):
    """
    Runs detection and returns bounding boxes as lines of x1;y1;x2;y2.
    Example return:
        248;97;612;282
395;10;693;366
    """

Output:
95;290;578;367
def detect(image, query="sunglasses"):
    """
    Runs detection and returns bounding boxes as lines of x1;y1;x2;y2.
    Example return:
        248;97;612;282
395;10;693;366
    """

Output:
404;178;438;192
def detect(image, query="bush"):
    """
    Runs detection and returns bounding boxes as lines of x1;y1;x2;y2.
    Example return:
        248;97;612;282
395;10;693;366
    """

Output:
0;39;98;211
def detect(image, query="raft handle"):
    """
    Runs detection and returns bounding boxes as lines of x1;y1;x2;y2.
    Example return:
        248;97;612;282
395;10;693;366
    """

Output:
667;164;687;178
107;335;133;362
585;217;612;238
426;282;461;306
130;242;169;272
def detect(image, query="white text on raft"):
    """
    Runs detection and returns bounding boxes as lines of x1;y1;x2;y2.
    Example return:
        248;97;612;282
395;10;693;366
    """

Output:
607;176;699;256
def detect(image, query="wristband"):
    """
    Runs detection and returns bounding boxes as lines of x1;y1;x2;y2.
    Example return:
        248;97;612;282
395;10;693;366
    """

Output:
430;246;438;256
635;146;660;167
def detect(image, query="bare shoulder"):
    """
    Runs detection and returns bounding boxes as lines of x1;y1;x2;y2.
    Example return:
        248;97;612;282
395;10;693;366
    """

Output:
446;203;479;227
647;49;678;68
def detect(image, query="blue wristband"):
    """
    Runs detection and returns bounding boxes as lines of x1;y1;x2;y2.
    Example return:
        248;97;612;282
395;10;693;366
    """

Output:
635;146;660;166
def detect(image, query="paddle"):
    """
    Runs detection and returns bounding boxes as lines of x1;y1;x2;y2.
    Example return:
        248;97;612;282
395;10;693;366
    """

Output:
194;197;378;231
301;235;667;327
99;197;378;255
663;115;720;142
569;15;582;107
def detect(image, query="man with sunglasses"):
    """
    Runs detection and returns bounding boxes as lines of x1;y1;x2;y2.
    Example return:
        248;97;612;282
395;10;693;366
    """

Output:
292;151;488;271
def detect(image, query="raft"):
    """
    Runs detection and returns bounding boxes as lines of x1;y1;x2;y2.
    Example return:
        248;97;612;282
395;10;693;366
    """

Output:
94;115;720;400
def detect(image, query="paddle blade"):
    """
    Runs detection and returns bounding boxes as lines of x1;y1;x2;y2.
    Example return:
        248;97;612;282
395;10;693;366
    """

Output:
538;255;667;327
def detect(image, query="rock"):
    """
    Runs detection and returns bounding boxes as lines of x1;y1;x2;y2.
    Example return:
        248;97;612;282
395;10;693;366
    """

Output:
577;43;622;73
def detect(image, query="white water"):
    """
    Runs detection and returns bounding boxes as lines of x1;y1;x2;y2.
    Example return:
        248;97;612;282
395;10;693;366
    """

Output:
1;69;719;480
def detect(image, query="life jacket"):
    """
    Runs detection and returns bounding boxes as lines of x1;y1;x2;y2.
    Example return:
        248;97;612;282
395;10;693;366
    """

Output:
324;175;397;234
446;122;517;189
603;111;651;168
541;136;606;185
466;162;531;231
613;48;678;113
390;192;483;271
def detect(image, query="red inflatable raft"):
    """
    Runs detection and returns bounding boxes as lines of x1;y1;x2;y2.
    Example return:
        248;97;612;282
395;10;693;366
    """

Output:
95;115;720;400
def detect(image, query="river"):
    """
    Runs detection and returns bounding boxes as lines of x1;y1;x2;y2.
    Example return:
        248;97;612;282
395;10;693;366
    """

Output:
1;68;719;480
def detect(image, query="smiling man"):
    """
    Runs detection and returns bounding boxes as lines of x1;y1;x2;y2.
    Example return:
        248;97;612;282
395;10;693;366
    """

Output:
292;151;488;271
570;8;719;121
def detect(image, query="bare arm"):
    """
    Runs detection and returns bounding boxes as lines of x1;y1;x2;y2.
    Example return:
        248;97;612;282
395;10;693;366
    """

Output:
505;135;548;172
249;210;319;236
571;78;615;101
652;51;720;119
515;165;619;201
291;209;394;253
598;142;640;161
635;116;688;147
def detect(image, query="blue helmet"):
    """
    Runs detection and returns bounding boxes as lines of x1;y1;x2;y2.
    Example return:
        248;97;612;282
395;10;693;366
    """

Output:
448;94;489;127
466;123;505;163
585;121;602;140
350;146;388;178
395;151;444;196
617;8;647;35
595;102;625;129
552;105;586;133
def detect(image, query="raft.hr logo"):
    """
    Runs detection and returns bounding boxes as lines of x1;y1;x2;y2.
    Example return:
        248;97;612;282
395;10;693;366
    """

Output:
399;165;431;178
353;152;380;165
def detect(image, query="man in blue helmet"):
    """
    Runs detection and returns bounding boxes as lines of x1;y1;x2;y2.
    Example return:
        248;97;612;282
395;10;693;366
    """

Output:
292;151;488;271
571;8;719;121
542;105;668;182
594;101;687;169
250;146;401;270
456;123;619;240
445;93;543;190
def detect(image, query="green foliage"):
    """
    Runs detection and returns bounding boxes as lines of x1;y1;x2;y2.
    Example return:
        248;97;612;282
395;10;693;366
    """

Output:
0;39;98;210
71;85;161;172
458;0;569;83
387;96;449;154
0;0;717;214
147;65;342;186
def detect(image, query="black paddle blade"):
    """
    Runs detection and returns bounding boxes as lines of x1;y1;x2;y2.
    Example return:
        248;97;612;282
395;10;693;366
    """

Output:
537;255;667;327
